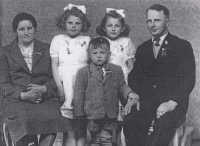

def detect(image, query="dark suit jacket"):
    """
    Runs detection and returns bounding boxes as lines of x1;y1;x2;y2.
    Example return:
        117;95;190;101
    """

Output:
0;39;57;102
74;63;132;119
128;33;195;111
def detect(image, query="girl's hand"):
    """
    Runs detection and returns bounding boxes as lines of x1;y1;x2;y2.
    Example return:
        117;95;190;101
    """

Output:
57;86;65;105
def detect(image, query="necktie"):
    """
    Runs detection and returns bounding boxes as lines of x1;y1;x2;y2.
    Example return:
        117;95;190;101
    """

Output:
153;38;161;58
154;38;160;46
97;66;104;80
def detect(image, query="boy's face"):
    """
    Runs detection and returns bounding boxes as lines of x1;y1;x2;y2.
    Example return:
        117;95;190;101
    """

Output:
89;45;110;66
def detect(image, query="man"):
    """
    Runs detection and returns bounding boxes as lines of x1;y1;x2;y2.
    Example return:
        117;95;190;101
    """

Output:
123;4;195;146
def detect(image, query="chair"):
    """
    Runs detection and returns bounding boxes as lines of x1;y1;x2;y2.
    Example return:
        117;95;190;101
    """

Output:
148;116;186;146
172;116;186;146
3;119;15;146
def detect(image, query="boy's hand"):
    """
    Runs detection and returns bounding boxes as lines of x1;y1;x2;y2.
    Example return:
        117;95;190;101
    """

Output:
123;98;140;116
123;92;140;115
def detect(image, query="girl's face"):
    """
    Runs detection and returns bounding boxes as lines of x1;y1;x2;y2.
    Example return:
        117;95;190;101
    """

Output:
105;17;123;40
65;15;83;38
17;20;35;45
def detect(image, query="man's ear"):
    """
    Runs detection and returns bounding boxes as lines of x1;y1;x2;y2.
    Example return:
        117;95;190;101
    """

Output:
166;19;170;28
108;51;111;58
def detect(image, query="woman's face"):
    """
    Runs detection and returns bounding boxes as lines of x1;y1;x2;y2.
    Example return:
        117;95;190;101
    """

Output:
105;17;123;40
17;20;35;45
65;15;83;38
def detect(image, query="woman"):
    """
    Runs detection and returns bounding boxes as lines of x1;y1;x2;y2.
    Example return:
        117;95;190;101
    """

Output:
0;12;72;146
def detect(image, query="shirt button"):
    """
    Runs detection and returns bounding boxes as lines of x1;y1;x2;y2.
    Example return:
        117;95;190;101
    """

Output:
153;85;156;88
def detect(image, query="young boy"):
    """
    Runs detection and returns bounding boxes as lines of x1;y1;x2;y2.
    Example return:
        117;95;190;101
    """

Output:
74;37;139;146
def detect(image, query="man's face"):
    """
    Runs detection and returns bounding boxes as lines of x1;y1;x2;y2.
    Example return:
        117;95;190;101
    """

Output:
146;9;170;37
89;45;110;66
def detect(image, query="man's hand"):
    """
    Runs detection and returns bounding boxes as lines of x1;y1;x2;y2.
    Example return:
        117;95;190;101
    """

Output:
157;100;178;118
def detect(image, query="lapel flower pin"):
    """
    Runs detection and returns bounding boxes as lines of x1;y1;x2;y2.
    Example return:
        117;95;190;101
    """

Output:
116;45;124;52
161;40;170;57
81;41;86;47
102;68;113;77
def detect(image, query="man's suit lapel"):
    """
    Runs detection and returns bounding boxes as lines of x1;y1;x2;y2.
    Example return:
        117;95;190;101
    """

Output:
10;39;30;73
104;63;113;82
157;33;175;60
89;63;113;83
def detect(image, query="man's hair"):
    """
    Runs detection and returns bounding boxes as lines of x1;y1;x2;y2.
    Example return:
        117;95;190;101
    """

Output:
146;4;169;18
88;37;110;54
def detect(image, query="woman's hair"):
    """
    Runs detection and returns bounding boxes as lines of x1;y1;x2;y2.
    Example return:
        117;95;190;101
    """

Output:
56;7;91;33
12;12;37;32
96;10;130;37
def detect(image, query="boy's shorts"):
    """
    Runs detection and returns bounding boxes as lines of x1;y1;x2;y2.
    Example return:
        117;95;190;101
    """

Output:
87;115;117;132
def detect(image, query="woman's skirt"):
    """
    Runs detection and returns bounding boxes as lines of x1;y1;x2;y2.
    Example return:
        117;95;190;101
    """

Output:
4;99;72;143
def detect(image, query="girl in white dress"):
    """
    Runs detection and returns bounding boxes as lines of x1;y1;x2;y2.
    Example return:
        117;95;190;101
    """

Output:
50;4;91;146
96;8;136;146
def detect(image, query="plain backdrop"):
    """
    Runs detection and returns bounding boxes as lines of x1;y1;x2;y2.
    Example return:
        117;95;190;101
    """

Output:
1;0;200;139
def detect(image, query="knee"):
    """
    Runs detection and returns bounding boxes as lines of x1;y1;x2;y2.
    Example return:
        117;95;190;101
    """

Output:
90;131;101;144
123;109;138;125
68;131;76;139
101;129;112;145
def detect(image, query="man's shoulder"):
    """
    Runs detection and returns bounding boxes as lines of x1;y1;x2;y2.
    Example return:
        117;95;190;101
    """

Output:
136;39;152;52
169;34;190;45
166;33;192;52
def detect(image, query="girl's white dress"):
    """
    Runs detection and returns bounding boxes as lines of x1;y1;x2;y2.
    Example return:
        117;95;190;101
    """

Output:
50;34;90;118
107;37;136;121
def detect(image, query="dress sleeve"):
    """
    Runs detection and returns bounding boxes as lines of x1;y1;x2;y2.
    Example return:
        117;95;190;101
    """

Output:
125;38;136;61
50;35;60;58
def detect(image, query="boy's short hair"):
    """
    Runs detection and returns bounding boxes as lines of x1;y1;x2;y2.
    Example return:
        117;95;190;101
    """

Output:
88;37;110;54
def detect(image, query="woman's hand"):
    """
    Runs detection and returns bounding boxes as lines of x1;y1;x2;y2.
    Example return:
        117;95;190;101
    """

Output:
20;89;42;103
27;84;47;93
